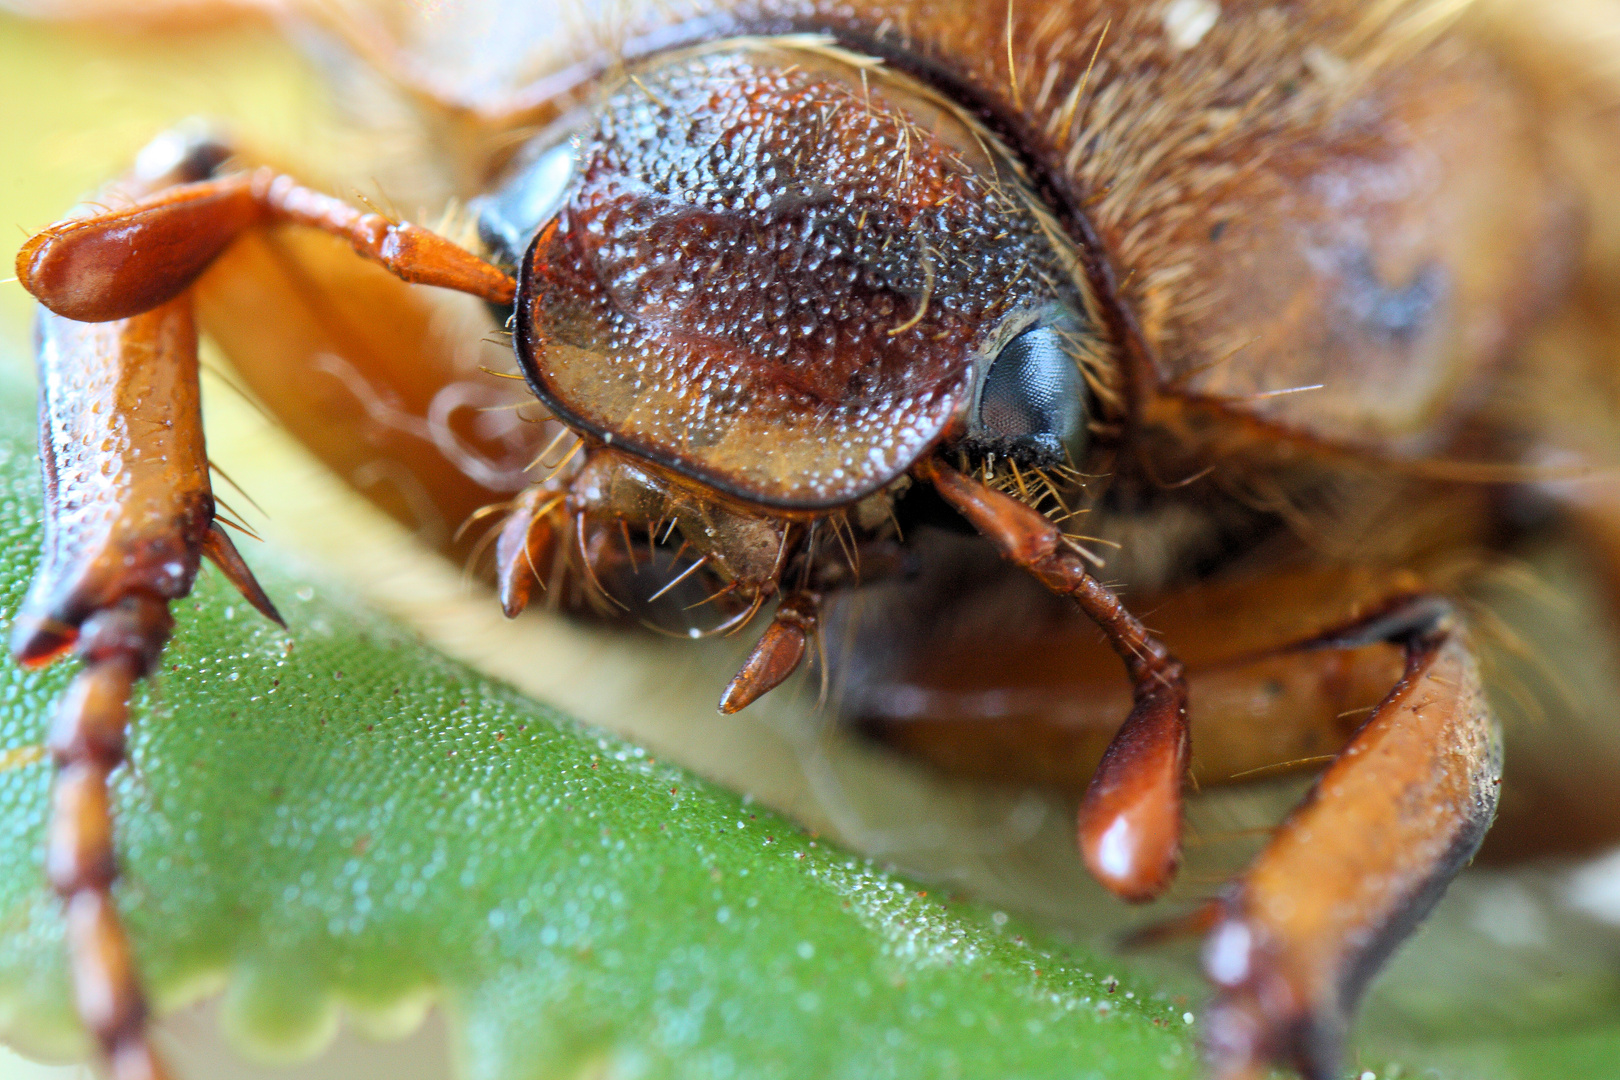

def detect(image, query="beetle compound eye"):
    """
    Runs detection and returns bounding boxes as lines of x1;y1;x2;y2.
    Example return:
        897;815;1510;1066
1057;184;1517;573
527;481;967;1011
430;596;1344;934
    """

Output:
973;324;1088;467
472;140;577;272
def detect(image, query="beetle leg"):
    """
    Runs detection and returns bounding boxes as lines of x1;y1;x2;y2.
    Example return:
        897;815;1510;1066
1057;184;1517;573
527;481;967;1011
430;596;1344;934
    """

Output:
1202;597;1500;1080
192;221;546;558
6;130;303;1078
914;457;1189;902
718;591;821;714
12;300;282;663
13;124;536;562
863;631;1404;790
198;521;280;622
11;295;290;1080
45;597;174;1080
18;166;514;326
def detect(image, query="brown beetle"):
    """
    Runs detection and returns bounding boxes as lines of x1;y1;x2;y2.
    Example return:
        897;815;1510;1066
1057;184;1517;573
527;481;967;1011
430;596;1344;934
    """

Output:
7;1;1620;1078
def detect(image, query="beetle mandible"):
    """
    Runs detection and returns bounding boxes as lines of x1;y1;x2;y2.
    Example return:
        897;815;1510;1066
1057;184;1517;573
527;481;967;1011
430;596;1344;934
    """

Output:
8;1;1620;1079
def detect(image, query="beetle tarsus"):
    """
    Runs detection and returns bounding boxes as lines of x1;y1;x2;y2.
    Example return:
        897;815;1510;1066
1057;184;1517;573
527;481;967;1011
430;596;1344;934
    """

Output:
45;595;175;1080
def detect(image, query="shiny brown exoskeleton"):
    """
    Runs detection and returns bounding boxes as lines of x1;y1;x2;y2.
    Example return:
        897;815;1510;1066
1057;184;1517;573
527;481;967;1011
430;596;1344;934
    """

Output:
8;1;1619;1078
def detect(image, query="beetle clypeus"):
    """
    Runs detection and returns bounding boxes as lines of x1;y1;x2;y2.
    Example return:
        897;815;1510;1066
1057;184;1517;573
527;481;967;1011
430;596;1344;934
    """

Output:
6;1;1620;1078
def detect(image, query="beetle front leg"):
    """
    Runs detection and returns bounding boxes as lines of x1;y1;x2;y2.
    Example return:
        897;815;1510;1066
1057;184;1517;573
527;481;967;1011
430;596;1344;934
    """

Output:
914;457;1190;902
12;299;284;1080
1202;598;1500;1080
17;155;514;327
45;596;173;1080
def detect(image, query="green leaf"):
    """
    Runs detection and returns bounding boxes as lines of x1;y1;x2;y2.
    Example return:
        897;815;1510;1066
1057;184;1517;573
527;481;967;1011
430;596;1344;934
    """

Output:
0;378;1201;1078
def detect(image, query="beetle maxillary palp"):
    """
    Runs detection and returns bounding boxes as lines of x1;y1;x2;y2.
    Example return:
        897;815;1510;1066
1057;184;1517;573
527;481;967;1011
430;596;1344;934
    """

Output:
494;486;568;618
496;447;803;648
719;591;821;714
915;457;1190;902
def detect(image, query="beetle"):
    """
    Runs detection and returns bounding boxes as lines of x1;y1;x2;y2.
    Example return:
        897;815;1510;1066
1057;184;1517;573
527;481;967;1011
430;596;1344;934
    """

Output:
6;0;1620;1078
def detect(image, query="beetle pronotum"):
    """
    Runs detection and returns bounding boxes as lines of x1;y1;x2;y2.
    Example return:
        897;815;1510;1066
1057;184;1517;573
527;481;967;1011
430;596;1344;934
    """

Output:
7;1;1620;1078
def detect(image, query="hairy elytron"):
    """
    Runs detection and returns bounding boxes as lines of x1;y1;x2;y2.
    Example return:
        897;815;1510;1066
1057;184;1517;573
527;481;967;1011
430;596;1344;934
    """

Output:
7;1;1620;1079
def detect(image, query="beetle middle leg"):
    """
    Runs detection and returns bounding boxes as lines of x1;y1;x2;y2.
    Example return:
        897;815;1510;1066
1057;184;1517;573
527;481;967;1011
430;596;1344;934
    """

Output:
1199;598;1499;1080
854;564;1418;790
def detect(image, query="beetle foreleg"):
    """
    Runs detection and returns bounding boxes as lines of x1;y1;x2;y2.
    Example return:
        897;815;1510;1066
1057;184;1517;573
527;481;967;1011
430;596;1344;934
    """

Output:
914;457;1189;902
1201;598;1500;1080
46;595;174;1080
12;299;283;1079
18;168;515;326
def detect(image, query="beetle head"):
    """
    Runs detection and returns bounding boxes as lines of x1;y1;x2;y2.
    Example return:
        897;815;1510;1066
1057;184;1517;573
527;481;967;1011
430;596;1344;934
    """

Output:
499;41;1101;498
481;40;1109;689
